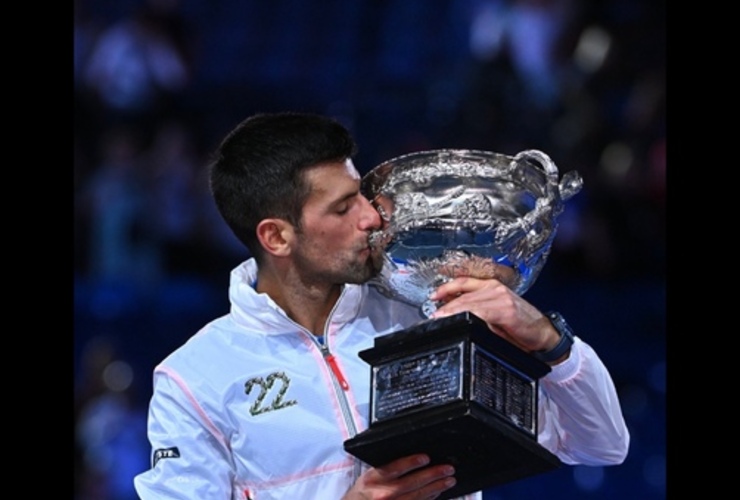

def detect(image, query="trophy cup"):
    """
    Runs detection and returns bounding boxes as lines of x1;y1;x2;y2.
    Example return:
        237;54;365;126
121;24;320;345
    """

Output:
343;149;583;499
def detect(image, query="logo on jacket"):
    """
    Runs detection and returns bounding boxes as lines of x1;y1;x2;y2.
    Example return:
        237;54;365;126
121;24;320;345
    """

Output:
244;371;297;416
153;446;180;466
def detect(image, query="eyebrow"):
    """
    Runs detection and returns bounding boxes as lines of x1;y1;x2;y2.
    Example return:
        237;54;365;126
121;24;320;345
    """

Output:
331;189;359;206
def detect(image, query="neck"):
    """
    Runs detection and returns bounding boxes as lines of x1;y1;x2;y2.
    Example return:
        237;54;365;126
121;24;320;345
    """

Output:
256;267;342;336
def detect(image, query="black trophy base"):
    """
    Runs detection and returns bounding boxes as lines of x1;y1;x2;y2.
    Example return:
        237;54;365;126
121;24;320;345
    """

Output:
344;312;562;498
344;400;561;499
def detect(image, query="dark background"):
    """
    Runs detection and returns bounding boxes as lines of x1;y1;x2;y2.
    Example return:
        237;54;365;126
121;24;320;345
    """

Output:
73;0;666;498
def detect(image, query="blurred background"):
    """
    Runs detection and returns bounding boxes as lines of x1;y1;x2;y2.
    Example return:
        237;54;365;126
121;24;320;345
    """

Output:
73;0;666;498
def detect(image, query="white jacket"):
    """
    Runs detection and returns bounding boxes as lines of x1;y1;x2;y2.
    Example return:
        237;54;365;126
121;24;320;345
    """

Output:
134;259;629;499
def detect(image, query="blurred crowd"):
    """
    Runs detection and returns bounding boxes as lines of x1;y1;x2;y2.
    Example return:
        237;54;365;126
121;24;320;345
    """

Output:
73;0;665;499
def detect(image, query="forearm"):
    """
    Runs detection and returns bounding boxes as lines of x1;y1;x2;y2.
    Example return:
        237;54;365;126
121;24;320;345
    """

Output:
537;338;630;465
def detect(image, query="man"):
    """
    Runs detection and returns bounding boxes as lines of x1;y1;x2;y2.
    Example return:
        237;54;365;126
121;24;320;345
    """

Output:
134;111;629;499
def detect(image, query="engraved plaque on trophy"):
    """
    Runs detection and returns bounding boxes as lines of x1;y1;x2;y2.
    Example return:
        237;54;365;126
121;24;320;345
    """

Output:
343;149;583;499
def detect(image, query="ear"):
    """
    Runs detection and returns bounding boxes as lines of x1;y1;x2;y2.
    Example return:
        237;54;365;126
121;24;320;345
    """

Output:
256;218;294;257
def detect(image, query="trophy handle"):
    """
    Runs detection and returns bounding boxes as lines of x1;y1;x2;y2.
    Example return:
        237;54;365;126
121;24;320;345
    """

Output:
494;150;582;276
559;170;584;201
513;149;583;203
514;149;559;178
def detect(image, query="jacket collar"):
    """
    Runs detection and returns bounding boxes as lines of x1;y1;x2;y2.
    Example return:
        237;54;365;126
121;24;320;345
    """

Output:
227;259;365;334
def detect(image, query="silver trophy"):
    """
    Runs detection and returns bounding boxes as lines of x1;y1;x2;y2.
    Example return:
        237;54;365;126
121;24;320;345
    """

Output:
362;148;583;314
344;149;583;499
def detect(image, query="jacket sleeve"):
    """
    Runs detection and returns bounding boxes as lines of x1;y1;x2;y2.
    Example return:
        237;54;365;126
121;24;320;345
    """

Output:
134;368;237;499
536;337;630;465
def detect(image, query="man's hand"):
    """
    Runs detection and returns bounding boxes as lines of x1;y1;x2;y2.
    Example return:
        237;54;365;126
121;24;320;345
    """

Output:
343;453;456;500
429;276;562;356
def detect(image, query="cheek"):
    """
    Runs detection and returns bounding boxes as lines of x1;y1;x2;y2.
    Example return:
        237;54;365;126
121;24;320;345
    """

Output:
301;214;356;247
321;225;350;244
299;222;342;252
301;216;329;238
320;219;352;237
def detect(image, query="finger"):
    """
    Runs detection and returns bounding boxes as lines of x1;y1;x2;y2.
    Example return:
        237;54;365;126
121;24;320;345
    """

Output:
373;453;431;480
429;276;481;301
395;465;457;499
430;284;497;319
431;276;509;306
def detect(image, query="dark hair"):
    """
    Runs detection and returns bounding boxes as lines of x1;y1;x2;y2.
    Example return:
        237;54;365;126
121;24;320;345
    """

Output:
209;112;357;261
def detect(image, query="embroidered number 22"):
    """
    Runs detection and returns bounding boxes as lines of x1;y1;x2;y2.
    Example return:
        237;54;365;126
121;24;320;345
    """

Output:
244;372;297;416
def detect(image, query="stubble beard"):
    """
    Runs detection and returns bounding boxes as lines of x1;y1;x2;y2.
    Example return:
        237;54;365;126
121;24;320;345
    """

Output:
295;244;381;286
343;251;382;285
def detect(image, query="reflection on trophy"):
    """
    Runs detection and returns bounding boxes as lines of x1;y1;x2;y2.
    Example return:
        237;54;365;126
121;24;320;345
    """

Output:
343;149;583;499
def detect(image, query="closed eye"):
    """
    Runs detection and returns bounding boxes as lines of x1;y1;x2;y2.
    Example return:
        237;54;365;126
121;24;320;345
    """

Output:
331;190;363;216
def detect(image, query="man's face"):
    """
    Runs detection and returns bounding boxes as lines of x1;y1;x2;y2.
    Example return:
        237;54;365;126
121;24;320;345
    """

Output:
291;160;383;285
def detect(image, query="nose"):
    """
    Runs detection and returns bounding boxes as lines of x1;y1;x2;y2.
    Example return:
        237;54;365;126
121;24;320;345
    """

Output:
359;194;382;231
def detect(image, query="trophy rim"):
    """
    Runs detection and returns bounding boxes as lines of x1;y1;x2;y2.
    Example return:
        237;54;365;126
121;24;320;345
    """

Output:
361;148;527;197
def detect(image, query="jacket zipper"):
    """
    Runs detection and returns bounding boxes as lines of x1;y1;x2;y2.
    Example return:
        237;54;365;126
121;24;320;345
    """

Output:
323;351;349;390
288;288;364;482
315;338;364;483
289;316;357;436
315;340;356;435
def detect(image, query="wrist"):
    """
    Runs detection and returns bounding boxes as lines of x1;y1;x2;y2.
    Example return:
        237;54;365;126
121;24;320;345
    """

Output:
531;311;575;364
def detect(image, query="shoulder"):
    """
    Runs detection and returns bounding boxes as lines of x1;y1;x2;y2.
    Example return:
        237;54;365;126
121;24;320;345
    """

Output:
357;285;426;334
155;314;240;377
